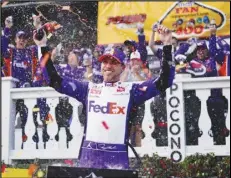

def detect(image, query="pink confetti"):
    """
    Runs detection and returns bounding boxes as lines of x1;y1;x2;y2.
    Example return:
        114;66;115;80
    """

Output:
81;18;88;22
62;6;70;11
102;121;109;130
64;159;73;166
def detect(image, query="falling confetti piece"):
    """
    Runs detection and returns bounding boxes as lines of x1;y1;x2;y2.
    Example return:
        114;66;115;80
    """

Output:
102;121;109;129
48;113;54;121
81;18;88;22
62;6;70;11
149;125;152;129
64;159;74;166
139;86;148;92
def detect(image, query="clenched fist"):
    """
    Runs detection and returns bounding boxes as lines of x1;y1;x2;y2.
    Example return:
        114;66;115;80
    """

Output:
32;14;42;29
5;16;13;28
209;19;217;35
157;25;172;46
33;30;47;47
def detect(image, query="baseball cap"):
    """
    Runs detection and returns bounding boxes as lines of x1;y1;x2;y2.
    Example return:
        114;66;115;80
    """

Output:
197;41;208;50
130;51;141;61
98;47;126;64
124;40;136;47
16;31;28;39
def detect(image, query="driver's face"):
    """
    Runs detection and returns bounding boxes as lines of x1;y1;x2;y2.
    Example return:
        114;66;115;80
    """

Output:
101;57;124;82
15;36;28;49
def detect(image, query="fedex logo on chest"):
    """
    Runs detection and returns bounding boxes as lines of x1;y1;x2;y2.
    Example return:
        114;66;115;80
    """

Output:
88;101;126;115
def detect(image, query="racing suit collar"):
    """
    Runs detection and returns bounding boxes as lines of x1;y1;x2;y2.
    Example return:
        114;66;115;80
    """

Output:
104;81;121;87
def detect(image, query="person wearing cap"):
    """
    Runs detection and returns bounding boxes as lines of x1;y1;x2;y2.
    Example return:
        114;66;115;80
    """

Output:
124;25;148;64
34;25;175;169
121;51;151;82
175;22;226;77
120;50;152;147
149;22;179;61
92;45;105;84
57;50;91;81
2;16;38;88
175;21;230;145
58;49;93;128
1;16;40;150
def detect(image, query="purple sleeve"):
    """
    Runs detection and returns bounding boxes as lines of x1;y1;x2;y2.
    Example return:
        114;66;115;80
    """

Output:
58;78;89;103
131;66;175;105
209;35;225;65
174;43;190;56
137;35;147;62
217;38;230;53
1;27;11;57
54;64;64;75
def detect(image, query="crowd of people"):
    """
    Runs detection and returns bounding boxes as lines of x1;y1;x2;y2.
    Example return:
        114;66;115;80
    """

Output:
1;13;230;150
1;15;230;84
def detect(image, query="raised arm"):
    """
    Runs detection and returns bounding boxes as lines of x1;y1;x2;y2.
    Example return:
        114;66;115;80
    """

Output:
82;54;93;81
217;37;230;54
33;31;89;103
1;16;13;75
209;20;225;65
148;23;163;60
132;25;175;105
137;27;148;62
1;16;13;57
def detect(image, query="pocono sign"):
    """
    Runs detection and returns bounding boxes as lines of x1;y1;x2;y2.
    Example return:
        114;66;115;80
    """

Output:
166;81;186;162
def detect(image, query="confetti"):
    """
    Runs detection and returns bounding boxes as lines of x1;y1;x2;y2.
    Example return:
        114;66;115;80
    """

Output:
62;6;70;11
139;86;148;92
81;18;88;22
149;125;152;129
64;159;74;166
102;121;109;129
